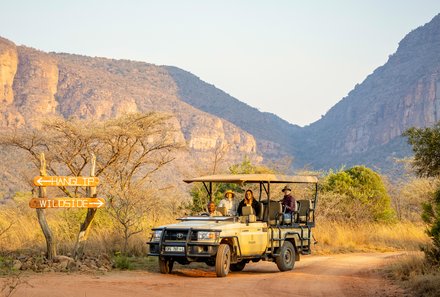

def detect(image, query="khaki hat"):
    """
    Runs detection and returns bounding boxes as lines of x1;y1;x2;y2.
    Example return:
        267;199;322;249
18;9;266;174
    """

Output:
281;185;292;192
224;190;235;197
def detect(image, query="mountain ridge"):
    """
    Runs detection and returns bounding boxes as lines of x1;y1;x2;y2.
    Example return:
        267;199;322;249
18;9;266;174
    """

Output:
1;12;440;197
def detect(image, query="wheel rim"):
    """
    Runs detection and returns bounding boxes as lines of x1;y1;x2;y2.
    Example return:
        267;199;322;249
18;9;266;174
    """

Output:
223;250;230;270
284;248;292;264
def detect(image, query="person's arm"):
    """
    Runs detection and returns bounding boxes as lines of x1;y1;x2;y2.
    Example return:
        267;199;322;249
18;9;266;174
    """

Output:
287;196;295;212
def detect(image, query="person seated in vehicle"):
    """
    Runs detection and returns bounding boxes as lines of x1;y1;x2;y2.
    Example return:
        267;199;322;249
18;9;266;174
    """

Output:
237;189;261;216
281;185;296;221
207;201;223;216
218;189;237;216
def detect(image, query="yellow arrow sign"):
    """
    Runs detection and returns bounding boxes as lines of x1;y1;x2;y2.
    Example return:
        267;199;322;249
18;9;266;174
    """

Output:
33;176;99;187
29;198;105;209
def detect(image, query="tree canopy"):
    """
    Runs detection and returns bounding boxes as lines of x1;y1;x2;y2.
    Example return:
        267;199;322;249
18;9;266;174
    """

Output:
404;123;440;265
403;123;440;177
321;166;395;222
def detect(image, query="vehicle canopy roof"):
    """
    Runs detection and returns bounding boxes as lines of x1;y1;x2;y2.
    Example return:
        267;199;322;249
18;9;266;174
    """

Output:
183;174;318;184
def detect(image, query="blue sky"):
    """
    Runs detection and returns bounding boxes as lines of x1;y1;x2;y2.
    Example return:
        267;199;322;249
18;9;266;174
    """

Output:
1;1;439;126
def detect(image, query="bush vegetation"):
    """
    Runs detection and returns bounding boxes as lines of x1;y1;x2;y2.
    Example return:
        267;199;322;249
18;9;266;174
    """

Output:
0;118;434;297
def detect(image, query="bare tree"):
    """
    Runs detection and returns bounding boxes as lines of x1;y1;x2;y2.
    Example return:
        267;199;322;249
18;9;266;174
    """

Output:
211;140;230;174
0;112;183;258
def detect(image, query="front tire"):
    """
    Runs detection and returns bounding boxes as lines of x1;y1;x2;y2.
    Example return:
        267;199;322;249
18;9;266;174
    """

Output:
276;241;295;271
215;244;231;277
159;257;174;274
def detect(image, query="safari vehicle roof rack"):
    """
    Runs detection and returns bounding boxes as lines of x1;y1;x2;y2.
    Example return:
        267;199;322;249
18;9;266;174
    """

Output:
183;174;318;184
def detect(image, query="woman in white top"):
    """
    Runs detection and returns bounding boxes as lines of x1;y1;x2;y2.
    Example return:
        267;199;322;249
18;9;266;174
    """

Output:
218;190;237;216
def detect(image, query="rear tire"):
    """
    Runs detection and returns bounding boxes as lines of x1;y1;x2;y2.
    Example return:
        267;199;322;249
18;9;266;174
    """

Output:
230;260;246;272
276;241;295;271
159;257;174;274
215;244;231;277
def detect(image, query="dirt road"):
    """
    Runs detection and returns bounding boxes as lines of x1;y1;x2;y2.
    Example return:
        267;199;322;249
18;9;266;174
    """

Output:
10;253;406;297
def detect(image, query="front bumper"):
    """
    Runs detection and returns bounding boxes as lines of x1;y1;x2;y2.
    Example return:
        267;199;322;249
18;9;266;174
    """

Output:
147;228;220;258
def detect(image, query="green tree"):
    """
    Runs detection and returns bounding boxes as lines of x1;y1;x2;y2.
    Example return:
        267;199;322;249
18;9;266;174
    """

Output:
321;166;395;222
403;123;440;177
404;123;440;265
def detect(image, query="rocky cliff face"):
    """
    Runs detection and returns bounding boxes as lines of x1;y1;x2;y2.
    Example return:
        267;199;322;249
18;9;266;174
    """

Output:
0;41;258;163
0;37;23;127
295;13;440;170
1;12;440;192
166;66;300;160
0;39;260;197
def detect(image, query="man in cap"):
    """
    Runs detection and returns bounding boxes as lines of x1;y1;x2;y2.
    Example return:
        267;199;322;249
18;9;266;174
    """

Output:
218;190;237;216
281;185;296;215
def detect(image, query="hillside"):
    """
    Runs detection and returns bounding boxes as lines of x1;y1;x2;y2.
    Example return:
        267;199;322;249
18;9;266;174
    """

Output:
1;13;440;197
295;13;440;170
0;39;261;197
166;66;301;160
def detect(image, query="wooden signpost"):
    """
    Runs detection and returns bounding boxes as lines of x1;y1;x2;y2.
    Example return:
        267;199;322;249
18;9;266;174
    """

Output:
32;153;104;260
31;174;104;209
33;176;99;187
29;198;105;209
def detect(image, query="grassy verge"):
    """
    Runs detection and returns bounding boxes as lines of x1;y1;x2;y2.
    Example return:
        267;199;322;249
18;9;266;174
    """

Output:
314;221;429;254
384;252;440;297
112;255;158;271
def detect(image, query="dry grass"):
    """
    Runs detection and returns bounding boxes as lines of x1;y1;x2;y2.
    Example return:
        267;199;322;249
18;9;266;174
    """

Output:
0;193;181;257
314;221;429;254
0;193;431;261
384;252;440;297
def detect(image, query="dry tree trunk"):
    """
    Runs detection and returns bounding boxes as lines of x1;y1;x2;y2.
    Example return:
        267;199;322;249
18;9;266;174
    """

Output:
73;154;97;259
37;153;56;259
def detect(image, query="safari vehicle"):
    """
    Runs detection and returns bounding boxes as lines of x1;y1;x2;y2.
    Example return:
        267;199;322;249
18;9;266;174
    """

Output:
147;174;318;277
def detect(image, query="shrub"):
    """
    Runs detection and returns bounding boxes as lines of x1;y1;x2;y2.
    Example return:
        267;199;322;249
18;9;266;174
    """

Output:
321;166;395;222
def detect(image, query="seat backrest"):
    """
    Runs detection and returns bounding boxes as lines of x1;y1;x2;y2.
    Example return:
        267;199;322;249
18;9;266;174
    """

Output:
297;200;311;222
263;201;282;221
242;205;254;216
217;206;227;216
257;203;264;220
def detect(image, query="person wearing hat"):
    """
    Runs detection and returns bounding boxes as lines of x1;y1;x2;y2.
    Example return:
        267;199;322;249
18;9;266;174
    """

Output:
218;190;237;216
281;185;296;215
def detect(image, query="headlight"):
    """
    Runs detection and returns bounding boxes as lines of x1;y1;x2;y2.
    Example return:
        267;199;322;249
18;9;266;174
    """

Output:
197;231;218;241
151;230;162;242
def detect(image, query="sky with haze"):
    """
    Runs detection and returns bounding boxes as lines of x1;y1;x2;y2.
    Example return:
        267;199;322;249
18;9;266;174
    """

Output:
1;0;440;126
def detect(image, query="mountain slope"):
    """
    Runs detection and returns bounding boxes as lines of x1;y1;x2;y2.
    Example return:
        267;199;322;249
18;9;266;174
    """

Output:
293;13;440;170
166;66;301;159
1;12;440;192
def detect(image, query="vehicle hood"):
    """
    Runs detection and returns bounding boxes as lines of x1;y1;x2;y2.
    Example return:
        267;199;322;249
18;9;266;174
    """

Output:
156;219;237;230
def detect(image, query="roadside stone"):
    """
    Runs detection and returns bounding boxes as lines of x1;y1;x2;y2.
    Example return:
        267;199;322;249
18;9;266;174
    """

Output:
12;260;22;270
67;261;78;272
21;261;33;270
54;255;75;263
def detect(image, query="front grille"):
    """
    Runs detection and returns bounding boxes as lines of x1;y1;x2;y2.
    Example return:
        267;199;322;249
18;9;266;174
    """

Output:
164;229;197;241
